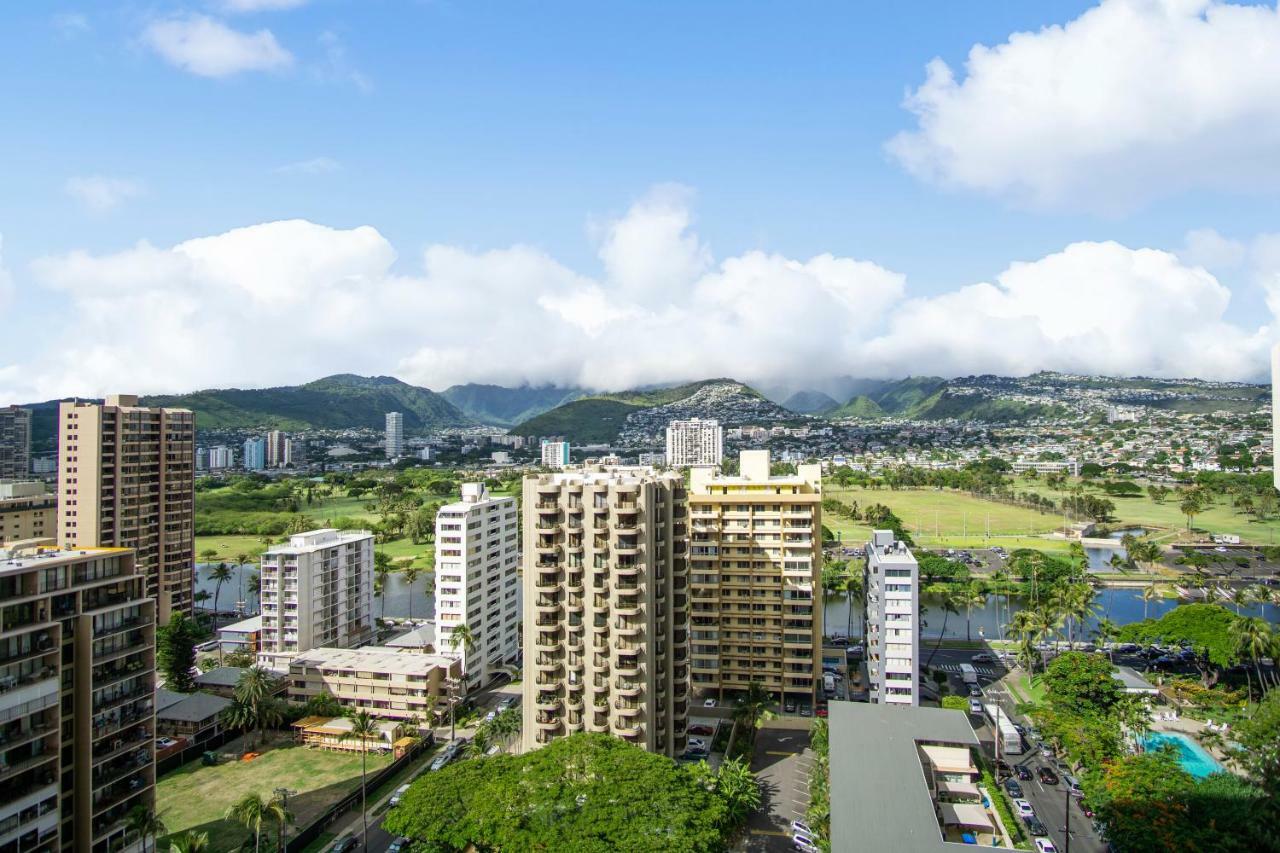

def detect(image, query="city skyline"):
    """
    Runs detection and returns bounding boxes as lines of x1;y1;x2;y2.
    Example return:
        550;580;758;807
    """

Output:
3;1;1280;403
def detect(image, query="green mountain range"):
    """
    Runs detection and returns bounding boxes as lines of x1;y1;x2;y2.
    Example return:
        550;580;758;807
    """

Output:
142;374;470;432
780;390;840;414
827;376;1070;422
441;383;584;427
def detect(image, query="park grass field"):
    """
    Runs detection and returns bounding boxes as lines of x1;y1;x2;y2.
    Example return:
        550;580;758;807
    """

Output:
157;739;393;853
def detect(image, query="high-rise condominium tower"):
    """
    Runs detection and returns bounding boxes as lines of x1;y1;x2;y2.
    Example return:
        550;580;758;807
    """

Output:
385;411;404;459
687;451;823;704
665;418;723;468
0;543;157;852
57;395;195;621
265;430;288;468
0;405;31;480
257;528;375;669
435;483;521;690
540;440;570;469
863;529;919;706
522;466;690;757
242;436;266;471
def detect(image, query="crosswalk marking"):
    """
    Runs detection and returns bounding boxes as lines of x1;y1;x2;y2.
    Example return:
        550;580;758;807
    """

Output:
937;663;997;676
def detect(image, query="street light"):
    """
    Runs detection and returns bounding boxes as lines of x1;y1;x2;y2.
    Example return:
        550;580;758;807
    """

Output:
275;787;297;847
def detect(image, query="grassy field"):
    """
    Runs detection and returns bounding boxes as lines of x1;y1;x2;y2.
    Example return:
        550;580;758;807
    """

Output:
157;738;393;853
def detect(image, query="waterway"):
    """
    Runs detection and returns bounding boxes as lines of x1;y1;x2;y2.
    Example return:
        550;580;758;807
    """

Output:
194;562;435;622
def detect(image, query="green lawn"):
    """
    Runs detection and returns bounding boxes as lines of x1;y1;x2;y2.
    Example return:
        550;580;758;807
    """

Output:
157;739;393;853
1007;672;1047;706
195;534;269;562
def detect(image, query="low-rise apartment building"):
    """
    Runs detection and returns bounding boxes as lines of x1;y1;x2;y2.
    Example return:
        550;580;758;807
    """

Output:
864;530;920;706
257;529;375;670
286;647;460;721
687;451;823;703
0;543;157;853
434;484;520;690
0;481;56;543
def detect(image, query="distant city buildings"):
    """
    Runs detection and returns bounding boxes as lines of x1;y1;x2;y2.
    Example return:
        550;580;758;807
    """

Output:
243;436;266;471
257;528;375;670
864;529;919;707
435;483;521;690
208;445;234;470
688;451;823;702
0;480;55;542
637;451;666;466
540;440;571;469
266;430;288;468
0;543;157;851
523;466;690;757
666;418;723;468
386;411;404;459
0;405;31;479
1010;458;1079;477
57;394;195;620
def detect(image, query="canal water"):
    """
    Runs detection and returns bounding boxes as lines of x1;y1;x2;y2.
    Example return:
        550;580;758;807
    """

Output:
195;562;435;622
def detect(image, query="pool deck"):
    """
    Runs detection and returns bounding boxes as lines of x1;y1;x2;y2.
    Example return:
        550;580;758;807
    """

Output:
1147;716;1235;774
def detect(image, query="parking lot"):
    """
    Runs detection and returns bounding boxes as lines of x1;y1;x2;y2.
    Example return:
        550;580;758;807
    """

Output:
740;725;814;852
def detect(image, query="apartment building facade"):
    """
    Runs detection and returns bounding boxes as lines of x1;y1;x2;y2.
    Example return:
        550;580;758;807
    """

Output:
665;418;723;468
434;484;520;691
57;395;195;621
207;446;233;471
242;437;266;472
863;530;919;706
0;481;56;544
265;431;287;468
287;647;460;721
540;440;570;469
385;412;404;459
0;407;31;481
687;451;823;703
257;529;375;670
522;467;690;757
0;544;157;853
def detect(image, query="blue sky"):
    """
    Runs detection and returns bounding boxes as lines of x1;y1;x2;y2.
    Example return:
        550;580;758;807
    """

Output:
3;1;1280;399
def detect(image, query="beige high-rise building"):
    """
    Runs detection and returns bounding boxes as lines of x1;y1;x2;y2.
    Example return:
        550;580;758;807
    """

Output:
0;542;157;853
0;481;56;543
522;466;690;757
688;450;823;704
57;395;196;622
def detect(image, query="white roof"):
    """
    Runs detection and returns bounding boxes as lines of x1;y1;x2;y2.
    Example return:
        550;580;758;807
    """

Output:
290;646;455;676
939;803;994;831
218;615;262;635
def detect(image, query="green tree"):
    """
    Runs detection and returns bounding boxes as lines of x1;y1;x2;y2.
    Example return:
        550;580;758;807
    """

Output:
126;805;166;853
402;564;421;619
167;830;210;853
1116;603;1240;687
1042;651;1121;716
711;758;761;828
922;587;961;668
1093;616;1119;661
339;710;381;851
374;553;392;619
958;582;987;643
1091;751;1195;851
1141;583;1164;620
157;613;200;692
446;623;477;741
732;680;777;734
225;793;269;853
1230;616;1272;701
234;666;280;749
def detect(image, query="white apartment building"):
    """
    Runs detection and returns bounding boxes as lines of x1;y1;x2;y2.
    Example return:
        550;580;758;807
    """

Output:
665;418;723;468
864;530;919;707
434;483;521;690
541;440;571;469
208;445;234;470
258;529;375;670
1010;458;1079;476
386;411;404;459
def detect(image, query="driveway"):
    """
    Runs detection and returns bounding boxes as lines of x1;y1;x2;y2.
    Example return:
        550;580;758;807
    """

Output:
739;726;812;852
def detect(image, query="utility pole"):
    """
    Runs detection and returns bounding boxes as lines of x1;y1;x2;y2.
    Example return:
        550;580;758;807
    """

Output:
1063;784;1072;853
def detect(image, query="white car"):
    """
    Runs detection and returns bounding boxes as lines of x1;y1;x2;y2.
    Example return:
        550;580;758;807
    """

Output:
704;698;716;708
792;833;819;852
791;820;812;836
1014;799;1035;819
687;737;708;750
1035;839;1059;853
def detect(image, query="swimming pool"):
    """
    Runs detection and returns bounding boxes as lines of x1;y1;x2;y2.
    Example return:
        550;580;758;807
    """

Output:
1140;731;1224;778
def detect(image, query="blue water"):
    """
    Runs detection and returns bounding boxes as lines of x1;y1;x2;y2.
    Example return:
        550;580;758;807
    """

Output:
1141;732;1224;779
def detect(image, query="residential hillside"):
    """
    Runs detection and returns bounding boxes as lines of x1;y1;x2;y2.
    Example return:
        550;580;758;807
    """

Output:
781;390;840;415
441;383;583;427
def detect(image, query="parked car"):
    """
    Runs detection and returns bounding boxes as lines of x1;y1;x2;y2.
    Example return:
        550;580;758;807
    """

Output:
994;759;1012;778
684;746;709;759
971;652;997;663
1014;799;1035;819
1037;766;1060;785
1024;817;1049;837
1004;779;1023;798
688;724;714;736
1034;839;1059;853
793;833;820;852
389;783;411;806
784;700;796;713
704;698;716;708
967;683;983;697
687;737;708;750
830;636;849;646
799;703;812;717
387;838;411;853
329;838;359;853
791;820;813;836
1016;765;1033;781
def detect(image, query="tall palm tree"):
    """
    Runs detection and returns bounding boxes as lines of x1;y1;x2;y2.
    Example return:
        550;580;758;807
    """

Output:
987;569;1011;643
225;793;268;853
374;551;393;620
922;587;961;668
168;830;210;853
465;725;494;758
208;562;234;663
1142;584;1163;620
402;564;421;620
732;680;777;732
959;582;987;643
1230;616;1272;701
127;805;166;853
1230;586;1255;616
339;710;381;852
1093;617;1119;662
267;792;294;853
233;666;278;749
446;623;477;741
841;572;863;641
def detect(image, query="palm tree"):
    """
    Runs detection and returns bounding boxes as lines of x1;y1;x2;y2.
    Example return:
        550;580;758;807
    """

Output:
446;623;477;741
267;792;294;853
1230;616;1272;701
339;710;381;852
732;680;777;733
1142;584;1163;620
374;551;393;619
225;793;268;853
208;562;234;663
1058;582;1098;649
1251;585;1271;620
842;572;863;641
959;582;987;644
220;698;256;750
1230;586;1255;616
168;831;210;853
234;666;276;749
127;805;166;853
466;725;494;758
1093;617;1119;662
402;564;421;620
922;587;961;668
713;758;762;828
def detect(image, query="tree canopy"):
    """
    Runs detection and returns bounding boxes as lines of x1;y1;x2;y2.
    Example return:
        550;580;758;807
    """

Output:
383;733;730;852
1116;604;1240;670
1042;651;1121;717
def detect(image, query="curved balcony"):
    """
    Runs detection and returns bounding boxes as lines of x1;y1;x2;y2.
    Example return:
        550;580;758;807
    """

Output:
614;562;640;579
566;596;584;614
614;679;642;697
536;692;564;712
614;600;643;618
615;659;643;678
535;541;563;557
566;633;584;651
614;620;642;637
613;701;643;718
566;540;584;554
567;572;584;593
614;540;640;555
616;721;645;739
566;694;584;712
535;572;563;590
536;514;562;534
534;632;562;651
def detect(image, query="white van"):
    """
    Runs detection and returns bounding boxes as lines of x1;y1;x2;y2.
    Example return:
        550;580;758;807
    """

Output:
823;673;837;695
958;663;978;684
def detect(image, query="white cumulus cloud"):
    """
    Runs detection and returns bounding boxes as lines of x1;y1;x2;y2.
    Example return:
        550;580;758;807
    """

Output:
3;189;1274;403
142;14;293;78
64;176;142;212
888;0;1280;212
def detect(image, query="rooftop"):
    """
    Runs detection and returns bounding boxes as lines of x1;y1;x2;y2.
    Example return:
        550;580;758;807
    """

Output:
385;622;437;649
829;702;1000;852
194;666;248;688
290;646;457;676
218;615;262;635
264;529;373;555
1113;665;1159;694
0;544;131;575
156;690;233;723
